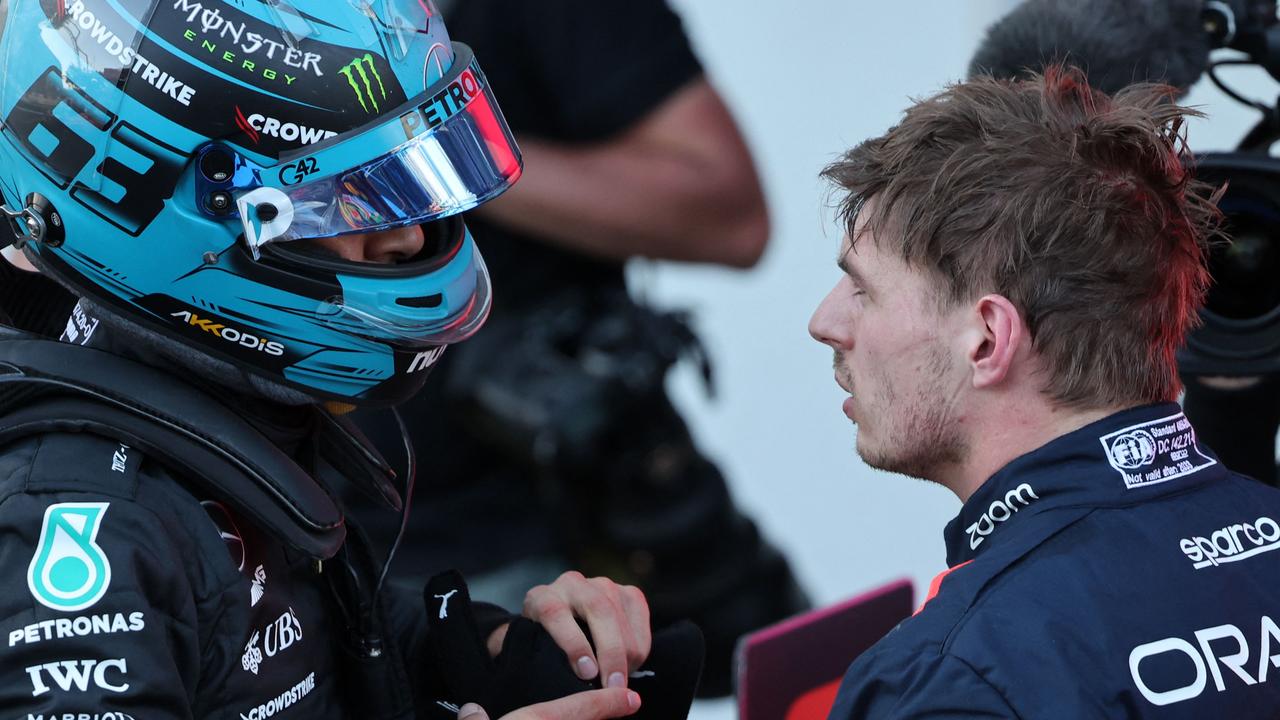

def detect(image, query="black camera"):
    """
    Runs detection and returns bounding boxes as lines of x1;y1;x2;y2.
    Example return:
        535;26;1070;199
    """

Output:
442;287;712;470
1178;0;1280;375
1181;153;1280;374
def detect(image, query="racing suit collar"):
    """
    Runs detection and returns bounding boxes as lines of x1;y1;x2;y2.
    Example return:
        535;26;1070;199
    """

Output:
65;302;320;460
943;402;1223;567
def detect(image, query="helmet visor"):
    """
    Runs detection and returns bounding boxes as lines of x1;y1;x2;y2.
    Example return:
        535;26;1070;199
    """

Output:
322;244;493;347
232;43;520;256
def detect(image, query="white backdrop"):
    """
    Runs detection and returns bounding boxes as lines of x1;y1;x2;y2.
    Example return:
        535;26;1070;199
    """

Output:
638;2;1271;718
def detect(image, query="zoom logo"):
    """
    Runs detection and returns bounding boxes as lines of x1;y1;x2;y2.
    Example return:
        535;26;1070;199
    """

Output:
966;483;1039;550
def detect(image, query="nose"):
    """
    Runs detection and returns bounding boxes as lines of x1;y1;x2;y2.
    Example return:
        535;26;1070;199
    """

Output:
809;284;851;350
308;225;425;264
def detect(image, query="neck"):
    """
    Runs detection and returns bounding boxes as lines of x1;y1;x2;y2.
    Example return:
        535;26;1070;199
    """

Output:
941;399;1127;503
2;247;37;272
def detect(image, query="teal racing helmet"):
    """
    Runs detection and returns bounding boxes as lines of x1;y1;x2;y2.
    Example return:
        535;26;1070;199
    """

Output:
0;0;521;404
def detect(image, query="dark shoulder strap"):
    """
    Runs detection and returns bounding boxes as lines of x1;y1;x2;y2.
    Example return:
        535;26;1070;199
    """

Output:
0;330;348;559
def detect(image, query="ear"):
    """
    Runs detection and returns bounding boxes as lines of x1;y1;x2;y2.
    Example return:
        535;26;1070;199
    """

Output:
968;294;1024;389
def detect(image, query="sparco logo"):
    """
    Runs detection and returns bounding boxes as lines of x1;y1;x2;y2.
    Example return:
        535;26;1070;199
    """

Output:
1180;516;1280;569
1129;616;1280;706
171;311;285;357
966;483;1039;550
340;54;386;113
235;107;337;147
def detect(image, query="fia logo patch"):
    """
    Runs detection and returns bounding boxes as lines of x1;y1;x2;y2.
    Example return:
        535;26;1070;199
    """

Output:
1099;412;1216;489
27;503;112;612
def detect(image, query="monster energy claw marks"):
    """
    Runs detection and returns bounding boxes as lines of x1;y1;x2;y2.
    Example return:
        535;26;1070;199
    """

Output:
340;53;388;113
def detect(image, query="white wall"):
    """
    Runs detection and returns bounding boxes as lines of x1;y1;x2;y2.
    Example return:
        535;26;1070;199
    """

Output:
639;2;1268;717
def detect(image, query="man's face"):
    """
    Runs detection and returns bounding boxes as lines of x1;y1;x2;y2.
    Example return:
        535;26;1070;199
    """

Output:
306;224;425;264
808;212;970;481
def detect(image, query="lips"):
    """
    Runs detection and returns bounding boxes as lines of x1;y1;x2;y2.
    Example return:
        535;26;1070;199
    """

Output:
833;373;852;394
832;373;855;417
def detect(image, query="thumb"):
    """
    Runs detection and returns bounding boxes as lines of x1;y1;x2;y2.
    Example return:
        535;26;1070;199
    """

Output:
500;688;642;720
458;703;489;720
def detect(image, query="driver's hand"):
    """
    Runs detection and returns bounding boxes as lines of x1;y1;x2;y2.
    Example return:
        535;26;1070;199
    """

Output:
518;571;652;688
457;688;642;720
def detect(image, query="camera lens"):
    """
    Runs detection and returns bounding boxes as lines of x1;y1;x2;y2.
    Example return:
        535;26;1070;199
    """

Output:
200;147;235;184
1205;183;1280;320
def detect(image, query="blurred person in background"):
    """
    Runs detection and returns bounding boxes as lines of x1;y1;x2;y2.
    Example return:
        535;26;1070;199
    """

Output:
810;68;1280;717
350;0;808;697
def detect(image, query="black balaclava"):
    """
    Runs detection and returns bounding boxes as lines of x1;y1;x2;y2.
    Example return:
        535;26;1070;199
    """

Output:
0;255;78;337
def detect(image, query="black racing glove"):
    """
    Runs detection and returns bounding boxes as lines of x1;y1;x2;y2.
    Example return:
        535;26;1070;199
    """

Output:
420;571;703;719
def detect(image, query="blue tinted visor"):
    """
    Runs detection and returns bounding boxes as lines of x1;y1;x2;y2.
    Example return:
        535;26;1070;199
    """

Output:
232;43;521;257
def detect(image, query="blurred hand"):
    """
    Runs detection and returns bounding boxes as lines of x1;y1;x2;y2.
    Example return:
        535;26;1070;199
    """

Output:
457;688;641;720
521;571;652;688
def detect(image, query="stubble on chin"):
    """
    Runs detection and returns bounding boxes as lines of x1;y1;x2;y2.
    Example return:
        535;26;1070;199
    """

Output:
855;359;966;483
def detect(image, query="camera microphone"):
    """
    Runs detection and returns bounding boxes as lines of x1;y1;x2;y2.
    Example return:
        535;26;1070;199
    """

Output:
968;0;1214;94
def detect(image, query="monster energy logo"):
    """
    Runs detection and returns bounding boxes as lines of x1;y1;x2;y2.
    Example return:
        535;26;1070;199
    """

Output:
340;54;387;113
28;503;113;612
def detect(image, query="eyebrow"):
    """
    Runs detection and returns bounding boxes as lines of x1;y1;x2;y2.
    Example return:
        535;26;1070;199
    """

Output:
837;250;872;290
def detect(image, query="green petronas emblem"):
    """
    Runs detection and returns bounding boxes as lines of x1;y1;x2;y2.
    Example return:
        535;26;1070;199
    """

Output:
340;54;387;113
28;503;112;612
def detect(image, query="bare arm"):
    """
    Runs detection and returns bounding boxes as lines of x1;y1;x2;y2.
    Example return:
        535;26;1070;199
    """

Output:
476;77;769;269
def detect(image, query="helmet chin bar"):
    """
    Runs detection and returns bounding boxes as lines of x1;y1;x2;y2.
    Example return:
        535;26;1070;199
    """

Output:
0;193;65;250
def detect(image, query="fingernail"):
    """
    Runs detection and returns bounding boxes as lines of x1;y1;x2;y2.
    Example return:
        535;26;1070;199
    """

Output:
627;690;642;710
459;703;483;719
576;655;599;680
608;671;626;689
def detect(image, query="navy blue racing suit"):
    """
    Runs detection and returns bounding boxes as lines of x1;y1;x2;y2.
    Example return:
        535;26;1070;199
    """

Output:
829;403;1280;719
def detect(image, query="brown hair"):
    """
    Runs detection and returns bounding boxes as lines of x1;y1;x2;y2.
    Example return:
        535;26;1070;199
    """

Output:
822;66;1223;409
